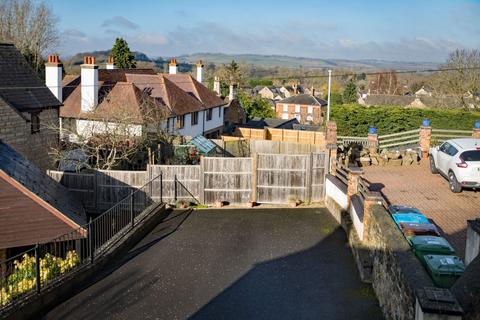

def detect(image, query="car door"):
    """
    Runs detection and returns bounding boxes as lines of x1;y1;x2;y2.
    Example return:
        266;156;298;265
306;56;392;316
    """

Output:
436;142;451;174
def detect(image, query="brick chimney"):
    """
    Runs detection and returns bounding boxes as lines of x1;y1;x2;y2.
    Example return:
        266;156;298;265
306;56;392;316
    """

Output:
81;56;99;112
169;58;177;74
45;55;63;102
196;60;204;83
106;56;116;70
213;76;221;96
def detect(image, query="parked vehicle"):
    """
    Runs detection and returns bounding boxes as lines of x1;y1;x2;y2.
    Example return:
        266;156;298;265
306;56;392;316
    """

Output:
429;138;480;193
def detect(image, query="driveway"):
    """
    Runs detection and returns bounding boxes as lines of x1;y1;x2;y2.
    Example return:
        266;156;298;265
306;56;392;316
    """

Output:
44;208;382;320
364;161;480;259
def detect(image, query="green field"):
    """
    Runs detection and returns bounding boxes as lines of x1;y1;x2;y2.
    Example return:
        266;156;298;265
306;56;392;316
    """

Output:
331;104;480;136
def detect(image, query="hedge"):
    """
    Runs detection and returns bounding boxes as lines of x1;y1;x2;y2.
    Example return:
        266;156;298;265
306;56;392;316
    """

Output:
330;104;480;136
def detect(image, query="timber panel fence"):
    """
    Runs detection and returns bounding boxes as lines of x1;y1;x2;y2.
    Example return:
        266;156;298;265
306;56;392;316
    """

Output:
49;153;328;207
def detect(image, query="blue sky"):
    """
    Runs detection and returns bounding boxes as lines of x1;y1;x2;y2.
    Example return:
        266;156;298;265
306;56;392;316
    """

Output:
47;0;480;62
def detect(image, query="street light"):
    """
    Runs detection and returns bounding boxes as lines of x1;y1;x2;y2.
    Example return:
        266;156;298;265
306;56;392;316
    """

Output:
327;69;332;122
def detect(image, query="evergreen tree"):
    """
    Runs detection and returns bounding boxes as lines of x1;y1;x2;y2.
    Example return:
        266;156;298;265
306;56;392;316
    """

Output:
111;38;136;69
342;80;357;104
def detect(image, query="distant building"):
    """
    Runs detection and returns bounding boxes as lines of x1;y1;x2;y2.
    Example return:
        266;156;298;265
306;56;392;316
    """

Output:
415;87;432;97
254;84;307;101
0;43;62;171
275;94;327;125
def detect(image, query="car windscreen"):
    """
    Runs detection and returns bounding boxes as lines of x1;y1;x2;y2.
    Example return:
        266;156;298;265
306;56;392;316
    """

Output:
461;150;480;162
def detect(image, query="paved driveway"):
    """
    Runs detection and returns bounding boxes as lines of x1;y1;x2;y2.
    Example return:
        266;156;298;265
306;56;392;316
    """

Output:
44;208;382;320
364;161;480;259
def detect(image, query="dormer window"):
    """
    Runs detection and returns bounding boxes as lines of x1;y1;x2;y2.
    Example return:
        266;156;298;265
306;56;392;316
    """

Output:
31;114;40;134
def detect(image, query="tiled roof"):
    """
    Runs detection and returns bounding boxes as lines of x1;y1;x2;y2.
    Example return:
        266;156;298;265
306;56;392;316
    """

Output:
163;74;226;109
0;143;87;248
0;43;61;112
125;74;205;116
278;94;327;106
61;69;216;120
241;117;299;129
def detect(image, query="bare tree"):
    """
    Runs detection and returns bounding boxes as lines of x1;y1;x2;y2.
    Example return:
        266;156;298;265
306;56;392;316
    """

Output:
0;0;58;73
432;49;480;106
47;90;174;171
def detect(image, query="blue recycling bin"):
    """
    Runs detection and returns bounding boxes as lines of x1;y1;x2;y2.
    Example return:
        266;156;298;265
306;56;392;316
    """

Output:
389;205;423;215
392;213;429;226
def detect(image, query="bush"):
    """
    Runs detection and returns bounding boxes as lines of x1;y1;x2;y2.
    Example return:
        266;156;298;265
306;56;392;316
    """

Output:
1;251;79;306
331;104;480;136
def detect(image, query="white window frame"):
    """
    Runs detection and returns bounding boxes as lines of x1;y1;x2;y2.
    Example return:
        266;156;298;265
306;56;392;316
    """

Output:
282;113;289;120
295;104;300;113
307;106;313;114
283;104;288;112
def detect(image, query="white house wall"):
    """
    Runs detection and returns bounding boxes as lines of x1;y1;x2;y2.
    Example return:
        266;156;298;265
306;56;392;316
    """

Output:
76;119;143;138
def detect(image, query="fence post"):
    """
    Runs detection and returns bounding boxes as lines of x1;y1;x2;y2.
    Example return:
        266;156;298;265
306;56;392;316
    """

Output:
199;157;205;204
419;124;432;159
174;174;178;203
130;190;135;229
306;153;313;203
251;153;258;203
34;244;41;293
88;218;94;264
367;128;378;151
160;173;163;203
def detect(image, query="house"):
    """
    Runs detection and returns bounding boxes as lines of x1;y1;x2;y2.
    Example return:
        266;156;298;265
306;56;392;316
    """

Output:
0;142;87;260
223;85;247;134
48;57;227;140
275;94;327;125
0;43;62;171
240;117;299;130
257;86;285;100
415;87;432;97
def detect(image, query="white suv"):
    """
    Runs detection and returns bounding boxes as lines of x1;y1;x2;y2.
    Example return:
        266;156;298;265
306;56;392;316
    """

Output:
429;138;480;193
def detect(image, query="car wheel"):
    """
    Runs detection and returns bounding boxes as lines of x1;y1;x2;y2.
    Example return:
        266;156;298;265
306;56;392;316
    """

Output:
429;156;438;174
448;171;462;193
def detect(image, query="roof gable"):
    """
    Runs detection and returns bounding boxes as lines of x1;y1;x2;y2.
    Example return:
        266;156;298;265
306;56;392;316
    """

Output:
0;43;62;112
278;94;327;106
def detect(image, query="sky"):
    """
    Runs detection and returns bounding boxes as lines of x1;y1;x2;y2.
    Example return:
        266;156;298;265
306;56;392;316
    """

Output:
46;0;480;62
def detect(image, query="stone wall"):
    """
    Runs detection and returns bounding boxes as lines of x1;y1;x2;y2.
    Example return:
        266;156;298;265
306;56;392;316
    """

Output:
366;205;434;320
0;101;59;171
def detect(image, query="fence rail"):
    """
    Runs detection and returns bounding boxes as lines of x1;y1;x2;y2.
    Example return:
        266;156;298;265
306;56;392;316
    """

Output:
0;174;164;312
337;136;370;147
431;129;472;144
378;129;421;149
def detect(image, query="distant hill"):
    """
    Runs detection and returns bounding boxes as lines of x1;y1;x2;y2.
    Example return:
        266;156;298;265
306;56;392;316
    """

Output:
63;50;438;74
177;53;439;71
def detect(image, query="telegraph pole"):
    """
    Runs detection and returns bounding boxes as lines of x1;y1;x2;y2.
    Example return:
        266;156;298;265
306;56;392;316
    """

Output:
327;70;332;122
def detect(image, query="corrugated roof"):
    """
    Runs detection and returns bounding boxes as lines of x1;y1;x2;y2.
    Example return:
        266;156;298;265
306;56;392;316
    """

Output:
0;43;61;112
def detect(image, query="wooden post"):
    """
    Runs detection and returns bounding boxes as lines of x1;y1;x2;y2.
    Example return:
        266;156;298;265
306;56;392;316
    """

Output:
305;153;313;203
199;156;205;204
35;244;41;293
251;153;258;203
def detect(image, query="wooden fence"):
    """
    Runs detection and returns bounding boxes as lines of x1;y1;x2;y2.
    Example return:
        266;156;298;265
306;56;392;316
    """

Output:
212;138;325;157
49;152;328;209
234;127;326;146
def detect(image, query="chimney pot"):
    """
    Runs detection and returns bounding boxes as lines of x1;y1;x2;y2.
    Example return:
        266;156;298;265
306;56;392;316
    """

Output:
213;76;221;96
45;54;63;102
196;60;204;83
106;56;116;69
169;58;178;74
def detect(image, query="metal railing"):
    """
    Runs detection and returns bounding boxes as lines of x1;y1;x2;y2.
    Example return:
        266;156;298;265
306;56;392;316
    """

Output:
0;173;164;311
378;129;420;149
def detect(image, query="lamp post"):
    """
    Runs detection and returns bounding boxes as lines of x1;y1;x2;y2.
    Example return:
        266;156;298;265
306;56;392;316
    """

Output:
327;70;332;122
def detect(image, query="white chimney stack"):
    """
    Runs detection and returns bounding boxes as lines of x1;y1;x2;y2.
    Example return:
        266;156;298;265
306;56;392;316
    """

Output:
45;55;62;102
196;60;204;83
81;56;99;112
214;76;221;96
106;56;116;70
169;58;178;74
229;84;237;101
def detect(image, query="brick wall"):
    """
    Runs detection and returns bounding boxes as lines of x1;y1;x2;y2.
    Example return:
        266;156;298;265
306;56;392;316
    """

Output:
0;101;59;171
275;103;322;125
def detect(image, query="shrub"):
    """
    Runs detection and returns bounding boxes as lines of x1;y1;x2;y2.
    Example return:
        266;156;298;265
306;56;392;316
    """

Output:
331;104;480;136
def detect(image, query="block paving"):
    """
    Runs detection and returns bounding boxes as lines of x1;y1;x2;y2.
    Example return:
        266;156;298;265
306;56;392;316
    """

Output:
364;160;480;259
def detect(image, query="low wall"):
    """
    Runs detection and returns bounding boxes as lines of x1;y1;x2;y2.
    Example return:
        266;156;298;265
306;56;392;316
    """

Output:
324;175;464;320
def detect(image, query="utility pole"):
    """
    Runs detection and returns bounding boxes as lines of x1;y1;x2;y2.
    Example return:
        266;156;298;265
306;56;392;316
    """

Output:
327;70;332;122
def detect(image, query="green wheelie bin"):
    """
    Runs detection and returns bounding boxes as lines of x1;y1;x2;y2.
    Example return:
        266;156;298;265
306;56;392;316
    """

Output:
410;236;455;267
423;254;465;288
